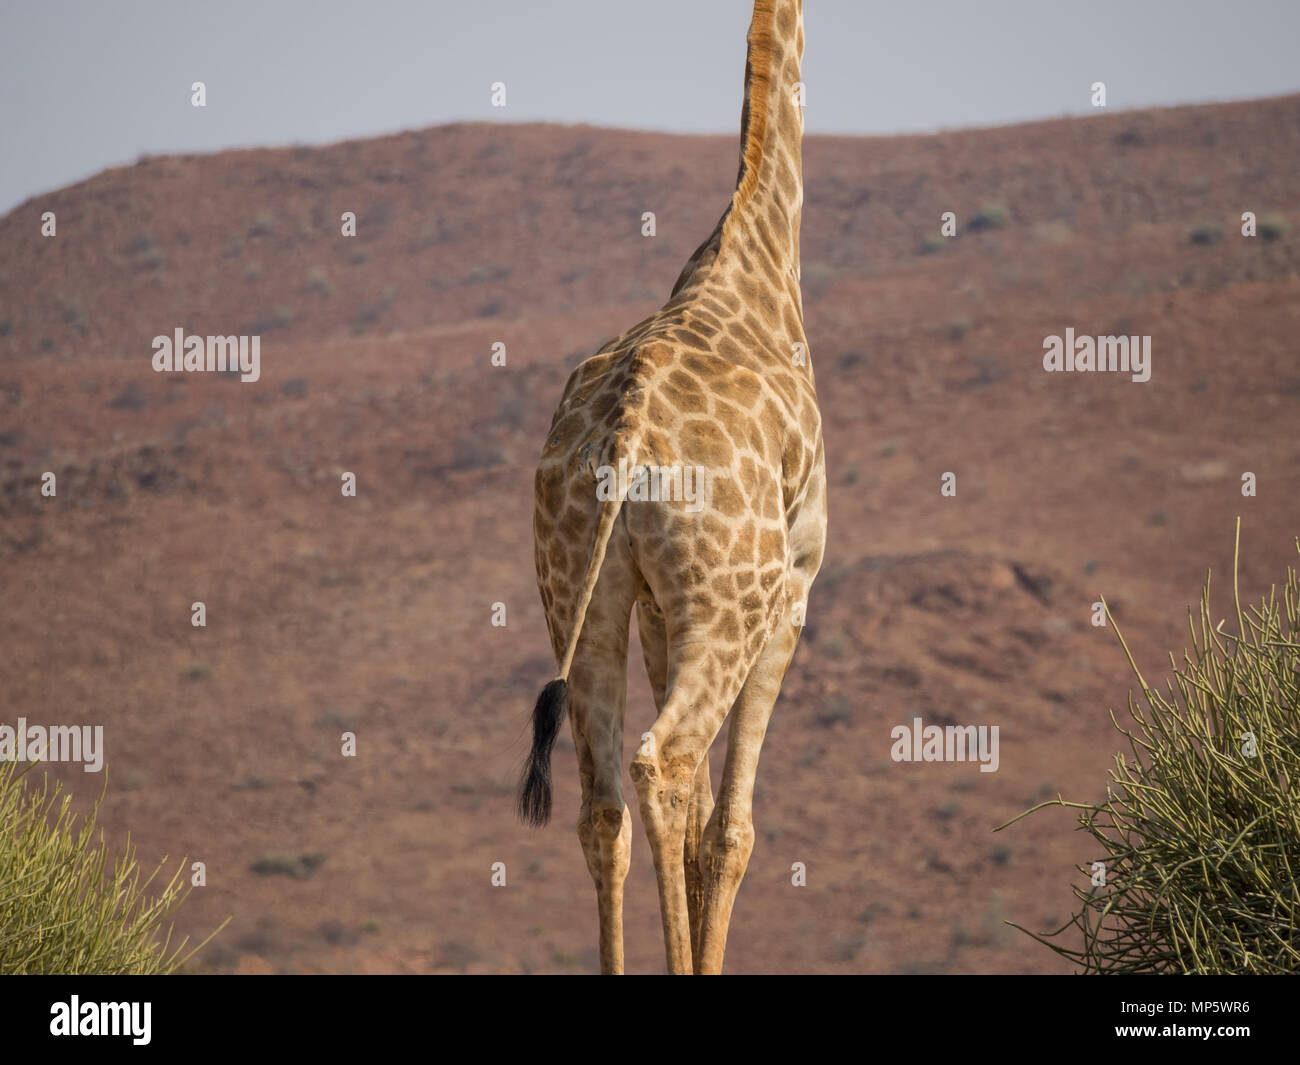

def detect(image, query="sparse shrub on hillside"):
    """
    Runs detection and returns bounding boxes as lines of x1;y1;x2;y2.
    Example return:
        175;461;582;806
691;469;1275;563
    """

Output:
124;232;157;255
1188;222;1223;245
350;286;398;333
917;235;946;255
0;762;224;974
814;697;853;728
125;232;166;271
1113;125;1144;147
306;266;334;298
1001;524;1300;973
250;852;327;880
460;264;513;287
946;318;973;341
109;381;148;412
247;211;275;238
969;203;1010;231
1259;214;1289;241
243;262;262;283
55;296;88;335
243;306;295;334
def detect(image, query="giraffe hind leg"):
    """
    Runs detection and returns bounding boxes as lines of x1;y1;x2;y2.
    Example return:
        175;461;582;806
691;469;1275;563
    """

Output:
638;598;714;971
568;605;637;974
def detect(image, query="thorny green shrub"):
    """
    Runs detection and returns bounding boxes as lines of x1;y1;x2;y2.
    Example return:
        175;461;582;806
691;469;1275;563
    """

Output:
0;763;225;974
1000;522;1300;973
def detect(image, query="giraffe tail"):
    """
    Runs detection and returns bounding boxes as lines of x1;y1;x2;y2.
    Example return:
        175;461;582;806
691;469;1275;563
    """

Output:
518;490;627;827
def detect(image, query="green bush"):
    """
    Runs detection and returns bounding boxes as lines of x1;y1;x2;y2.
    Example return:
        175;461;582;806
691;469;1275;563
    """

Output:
1001;522;1300;973
969;203;1010;231
0;763;224;974
1258;214;1289;242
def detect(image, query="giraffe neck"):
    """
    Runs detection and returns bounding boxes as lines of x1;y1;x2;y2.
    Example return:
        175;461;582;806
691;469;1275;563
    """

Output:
674;0;804;304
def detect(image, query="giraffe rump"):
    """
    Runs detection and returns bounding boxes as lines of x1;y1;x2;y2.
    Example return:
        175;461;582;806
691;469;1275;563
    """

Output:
517;678;569;827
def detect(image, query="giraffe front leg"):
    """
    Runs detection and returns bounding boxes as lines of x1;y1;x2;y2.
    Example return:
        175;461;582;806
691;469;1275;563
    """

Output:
631;653;747;975
629;733;697;975
695;605;803;975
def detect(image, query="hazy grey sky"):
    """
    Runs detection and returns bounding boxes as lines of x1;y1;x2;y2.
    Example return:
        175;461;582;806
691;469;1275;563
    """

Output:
2;0;1297;213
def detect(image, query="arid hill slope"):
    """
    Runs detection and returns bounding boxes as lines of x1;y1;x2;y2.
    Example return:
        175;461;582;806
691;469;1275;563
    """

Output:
1;94;1297;972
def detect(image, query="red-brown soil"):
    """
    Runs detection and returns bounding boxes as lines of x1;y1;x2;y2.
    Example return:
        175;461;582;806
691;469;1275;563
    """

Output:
1;94;1297;973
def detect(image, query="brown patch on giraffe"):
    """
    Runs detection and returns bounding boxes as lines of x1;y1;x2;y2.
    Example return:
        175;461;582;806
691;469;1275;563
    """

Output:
783;303;802;341
690;310;725;335
679;417;733;470
672;330;712;352
730;521;756;566
706;474;745;519
700;514;733;547
659;373;710;416
558;504;588;540
696;536;726;569
720;418;750;452
641;428;677;467
681;353;723;380
757;528;784;561
721;371;763;409
743;309;769;337
644;393;674;429
715;336;744;362
710;398;747;435
535;466;565;510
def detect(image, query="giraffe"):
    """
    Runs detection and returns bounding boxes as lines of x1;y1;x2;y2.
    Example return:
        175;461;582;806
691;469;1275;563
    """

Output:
518;0;825;975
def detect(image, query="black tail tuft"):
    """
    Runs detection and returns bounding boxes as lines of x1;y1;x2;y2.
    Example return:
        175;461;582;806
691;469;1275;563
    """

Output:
517;679;569;827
